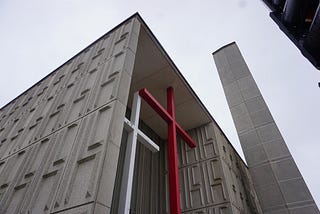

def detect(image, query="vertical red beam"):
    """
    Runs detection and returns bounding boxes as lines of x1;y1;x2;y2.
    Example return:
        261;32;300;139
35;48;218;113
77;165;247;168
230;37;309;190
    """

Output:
139;87;196;213
167;87;181;214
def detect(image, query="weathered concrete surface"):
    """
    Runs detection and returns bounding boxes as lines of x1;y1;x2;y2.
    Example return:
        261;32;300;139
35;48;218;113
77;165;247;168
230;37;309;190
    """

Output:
0;15;140;213
175;122;262;213
213;42;319;214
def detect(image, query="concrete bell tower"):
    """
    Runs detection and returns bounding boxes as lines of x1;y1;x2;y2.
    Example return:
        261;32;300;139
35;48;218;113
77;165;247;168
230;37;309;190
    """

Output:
213;42;319;214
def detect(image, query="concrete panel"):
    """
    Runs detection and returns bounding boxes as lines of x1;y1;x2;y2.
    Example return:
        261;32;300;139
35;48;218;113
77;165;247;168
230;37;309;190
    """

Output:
223;49;250;81
255;183;286;210
249;108;273;128
237;75;260;101
224;82;243;108
244;144;268;167
179;159;226;211
230;62;250;81
96;141;120;208
289;205;320;214
52;105;113;213
0;121;80;213
249;164;277;187
233;113;254;134
238;129;261;151
272;158;301;181
94;203;110;214
245;96;267;113
263;138;290;160
264;208;290;214
279;178;313;204
256;123;282;143
177;123;218;168
218;65;236;86
230;103;249;119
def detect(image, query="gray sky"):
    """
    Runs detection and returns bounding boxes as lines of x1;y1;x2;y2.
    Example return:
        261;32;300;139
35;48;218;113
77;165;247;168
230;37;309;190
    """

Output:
1;0;319;207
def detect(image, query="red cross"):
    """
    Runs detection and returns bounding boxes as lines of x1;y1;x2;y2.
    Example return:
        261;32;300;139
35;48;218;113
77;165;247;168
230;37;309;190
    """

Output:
139;87;196;214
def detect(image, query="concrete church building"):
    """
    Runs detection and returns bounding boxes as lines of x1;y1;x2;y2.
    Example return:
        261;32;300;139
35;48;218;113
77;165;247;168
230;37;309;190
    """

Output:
0;13;317;214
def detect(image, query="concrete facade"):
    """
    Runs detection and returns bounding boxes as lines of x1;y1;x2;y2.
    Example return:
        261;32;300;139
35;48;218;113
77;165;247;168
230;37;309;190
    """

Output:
0;15;141;213
213;42;319;214
0;14;261;213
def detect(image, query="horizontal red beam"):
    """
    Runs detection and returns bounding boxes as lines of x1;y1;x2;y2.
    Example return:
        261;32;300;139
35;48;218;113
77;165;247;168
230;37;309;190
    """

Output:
139;88;196;148
176;124;196;148
139;88;171;123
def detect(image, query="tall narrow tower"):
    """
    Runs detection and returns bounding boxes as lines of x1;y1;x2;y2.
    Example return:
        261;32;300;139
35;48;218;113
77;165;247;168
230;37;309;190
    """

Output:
213;42;319;214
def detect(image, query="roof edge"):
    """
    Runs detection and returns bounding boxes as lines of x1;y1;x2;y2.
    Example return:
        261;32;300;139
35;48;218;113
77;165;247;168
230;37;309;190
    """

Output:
1;12;141;110
135;18;248;168
212;41;236;55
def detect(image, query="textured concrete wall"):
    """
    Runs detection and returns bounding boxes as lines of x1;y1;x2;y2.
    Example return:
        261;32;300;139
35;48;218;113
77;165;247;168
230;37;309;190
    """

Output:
174;122;261;214
213;42;319;214
0;16;140;213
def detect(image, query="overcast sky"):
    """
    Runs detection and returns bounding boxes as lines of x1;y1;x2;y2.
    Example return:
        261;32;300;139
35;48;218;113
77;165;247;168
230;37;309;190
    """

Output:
0;0;319;207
